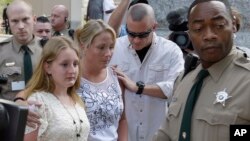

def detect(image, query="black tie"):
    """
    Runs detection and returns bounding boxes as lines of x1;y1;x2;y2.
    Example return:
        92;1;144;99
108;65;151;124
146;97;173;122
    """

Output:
22;45;32;84
178;69;209;141
53;31;61;36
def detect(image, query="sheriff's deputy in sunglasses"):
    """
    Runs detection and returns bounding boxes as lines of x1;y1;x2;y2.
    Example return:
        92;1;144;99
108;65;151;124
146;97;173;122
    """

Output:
110;3;184;141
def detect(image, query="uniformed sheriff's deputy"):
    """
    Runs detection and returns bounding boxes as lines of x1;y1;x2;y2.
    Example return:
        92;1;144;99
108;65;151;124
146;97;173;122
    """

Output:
0;0;42;100
153;0;250;141
50;5;74;39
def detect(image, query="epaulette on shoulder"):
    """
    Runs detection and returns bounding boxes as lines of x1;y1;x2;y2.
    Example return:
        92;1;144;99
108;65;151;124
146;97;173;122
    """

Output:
0;36;12;45
234;50;250;71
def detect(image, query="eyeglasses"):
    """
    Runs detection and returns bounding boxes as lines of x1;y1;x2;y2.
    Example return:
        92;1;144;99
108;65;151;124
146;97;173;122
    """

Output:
126;25;152;38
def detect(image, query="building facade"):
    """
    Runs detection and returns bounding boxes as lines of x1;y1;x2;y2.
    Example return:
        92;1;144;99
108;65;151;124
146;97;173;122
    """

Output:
24;0;86;29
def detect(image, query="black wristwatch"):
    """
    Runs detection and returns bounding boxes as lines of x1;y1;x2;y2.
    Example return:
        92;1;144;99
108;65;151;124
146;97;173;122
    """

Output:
136;81;145;95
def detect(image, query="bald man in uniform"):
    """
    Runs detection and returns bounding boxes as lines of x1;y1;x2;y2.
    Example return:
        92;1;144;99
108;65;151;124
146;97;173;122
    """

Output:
0;0;42;100
154;0;250;141
50;5;74;39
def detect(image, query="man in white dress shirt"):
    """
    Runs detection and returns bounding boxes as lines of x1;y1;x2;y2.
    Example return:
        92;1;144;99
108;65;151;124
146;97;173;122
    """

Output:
110;3;184;141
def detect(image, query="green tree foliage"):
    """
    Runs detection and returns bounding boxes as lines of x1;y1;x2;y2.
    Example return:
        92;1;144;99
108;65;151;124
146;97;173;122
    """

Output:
0;0;12;33
0;0;13;16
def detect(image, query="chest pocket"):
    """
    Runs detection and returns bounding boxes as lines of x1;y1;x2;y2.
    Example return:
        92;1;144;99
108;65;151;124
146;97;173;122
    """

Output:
195;108;237;140
0;66;22;91
196;108;236;125
168;101;182;119
167;101;182;140
1;66;21;76
117;63;135;78
0;66;22;82
148;64;169;83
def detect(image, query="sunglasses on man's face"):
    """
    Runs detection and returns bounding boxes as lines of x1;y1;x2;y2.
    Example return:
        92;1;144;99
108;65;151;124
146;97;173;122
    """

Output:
126;25;152;38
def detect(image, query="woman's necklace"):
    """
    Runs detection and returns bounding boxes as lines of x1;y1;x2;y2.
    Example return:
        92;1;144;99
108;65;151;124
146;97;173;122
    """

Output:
54;94;83;138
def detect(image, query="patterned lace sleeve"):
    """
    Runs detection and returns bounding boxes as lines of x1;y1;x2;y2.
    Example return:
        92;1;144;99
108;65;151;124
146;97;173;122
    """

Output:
25;92;49;137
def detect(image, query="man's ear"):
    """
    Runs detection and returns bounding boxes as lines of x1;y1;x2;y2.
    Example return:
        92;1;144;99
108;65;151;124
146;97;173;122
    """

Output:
152;22;158;30
232;16;237;33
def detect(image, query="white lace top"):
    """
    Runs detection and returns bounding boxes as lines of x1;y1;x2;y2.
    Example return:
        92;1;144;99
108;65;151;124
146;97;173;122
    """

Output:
25;91;90;141
77;67;124;141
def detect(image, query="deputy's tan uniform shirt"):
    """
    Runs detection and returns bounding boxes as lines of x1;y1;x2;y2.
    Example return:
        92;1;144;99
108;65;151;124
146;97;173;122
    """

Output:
0;36;42;100
52;28;73;39
154;47;250;141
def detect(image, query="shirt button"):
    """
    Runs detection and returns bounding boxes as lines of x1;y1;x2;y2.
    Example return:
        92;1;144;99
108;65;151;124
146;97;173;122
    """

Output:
140;122;142;125
140;109;143;112
182;132;186;139
140;136;144;139
172;97;177;102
